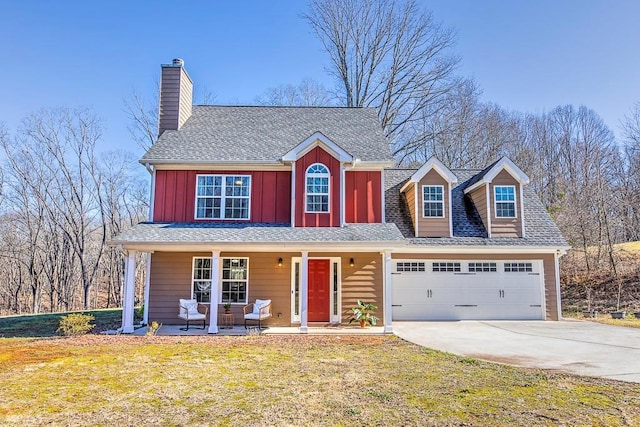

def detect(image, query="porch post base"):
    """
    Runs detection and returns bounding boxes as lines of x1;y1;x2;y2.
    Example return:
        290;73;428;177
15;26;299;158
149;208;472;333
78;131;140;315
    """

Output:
384;325;393;333
122;326;134;334
299;325;308;333
208;325;219;334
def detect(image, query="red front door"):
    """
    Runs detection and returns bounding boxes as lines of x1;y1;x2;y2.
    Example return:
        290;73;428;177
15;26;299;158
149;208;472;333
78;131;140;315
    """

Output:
308;259;330;322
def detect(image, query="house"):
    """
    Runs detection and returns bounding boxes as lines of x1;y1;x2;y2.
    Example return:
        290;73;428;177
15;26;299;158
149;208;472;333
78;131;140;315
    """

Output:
111;59;568;333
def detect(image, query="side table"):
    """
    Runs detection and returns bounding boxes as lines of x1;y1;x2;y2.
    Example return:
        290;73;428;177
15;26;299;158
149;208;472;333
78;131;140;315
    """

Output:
220;313;234;329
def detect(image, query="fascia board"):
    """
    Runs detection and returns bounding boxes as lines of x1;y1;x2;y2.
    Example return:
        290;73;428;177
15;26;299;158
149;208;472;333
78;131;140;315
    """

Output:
281;131;354;162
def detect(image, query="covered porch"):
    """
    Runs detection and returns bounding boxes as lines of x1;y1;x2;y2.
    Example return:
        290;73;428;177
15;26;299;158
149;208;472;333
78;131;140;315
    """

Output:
132;324;386;336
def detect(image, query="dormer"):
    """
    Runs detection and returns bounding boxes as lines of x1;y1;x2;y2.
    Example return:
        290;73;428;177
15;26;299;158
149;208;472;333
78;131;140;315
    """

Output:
400;157;458;237
464;157;529;238
283;132;355;227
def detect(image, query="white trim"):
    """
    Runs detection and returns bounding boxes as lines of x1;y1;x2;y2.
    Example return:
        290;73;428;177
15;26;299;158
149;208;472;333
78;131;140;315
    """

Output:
421;184;445;218
493;185;517;219
340;163;345;226
448;182;453;237
194;174;251;220
350;161;395;170
282;131;354;162
414;184;419;237
486;184;492;238
392;246;567;255
381;170;386;223
220;257;250;305
290;162;296;227
208;251;220;334
150;162;291;171
304;163;331;214
114;241;408;253
464;157;530;194
520;183;526;237
538;259;547;320
554;251;563;320
121;250;137;333
291;257;301;323
383;251;393;333
399;156;458;193
300;251;309;332
142;252;151;325
149;167;156;221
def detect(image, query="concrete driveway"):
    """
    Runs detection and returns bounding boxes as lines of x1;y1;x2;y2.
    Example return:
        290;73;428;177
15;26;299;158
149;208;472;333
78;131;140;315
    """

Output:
393;320;640;383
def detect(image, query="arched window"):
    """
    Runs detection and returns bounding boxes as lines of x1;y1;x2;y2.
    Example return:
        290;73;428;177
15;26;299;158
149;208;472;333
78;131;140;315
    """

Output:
305;163;330;213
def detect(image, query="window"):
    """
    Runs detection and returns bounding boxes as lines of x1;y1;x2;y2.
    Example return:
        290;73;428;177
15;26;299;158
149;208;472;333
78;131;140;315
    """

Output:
192;257;212;303
423;185;444;217
221;258;248;304
397;262;426;272
468;262;497;272
432;262;461;272
305;163;329;213
504;262;533;272
195;175;250;219
494;185;516;218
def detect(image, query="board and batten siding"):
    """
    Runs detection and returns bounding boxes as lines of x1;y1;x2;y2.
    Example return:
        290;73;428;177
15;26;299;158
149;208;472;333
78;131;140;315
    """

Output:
391;253;559;320
344;171;382;223
489;169;523;237
148;251;293;326
294;146;341;227
153;170;291;223
417;169;450;237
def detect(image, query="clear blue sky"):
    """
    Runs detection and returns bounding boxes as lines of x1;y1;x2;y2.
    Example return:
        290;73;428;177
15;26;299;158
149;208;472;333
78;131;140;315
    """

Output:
1;0;638;155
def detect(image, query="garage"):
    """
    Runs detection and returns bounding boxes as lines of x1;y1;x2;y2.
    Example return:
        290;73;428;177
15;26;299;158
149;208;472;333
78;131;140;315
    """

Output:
391;259;545;320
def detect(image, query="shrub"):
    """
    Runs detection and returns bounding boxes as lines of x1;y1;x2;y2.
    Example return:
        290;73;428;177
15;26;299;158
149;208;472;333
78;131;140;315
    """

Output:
57;313;95;336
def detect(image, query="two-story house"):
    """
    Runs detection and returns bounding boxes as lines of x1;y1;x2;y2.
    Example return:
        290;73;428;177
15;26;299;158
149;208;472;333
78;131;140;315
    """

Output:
112;59;568;333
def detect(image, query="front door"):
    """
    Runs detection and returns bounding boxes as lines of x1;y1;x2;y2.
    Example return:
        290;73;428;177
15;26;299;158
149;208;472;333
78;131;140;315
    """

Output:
308;259;330;322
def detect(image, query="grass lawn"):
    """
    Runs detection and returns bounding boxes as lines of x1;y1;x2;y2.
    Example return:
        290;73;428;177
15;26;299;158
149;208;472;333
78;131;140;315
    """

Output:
0;309;123;338
1;334;640;426
563;311;640;329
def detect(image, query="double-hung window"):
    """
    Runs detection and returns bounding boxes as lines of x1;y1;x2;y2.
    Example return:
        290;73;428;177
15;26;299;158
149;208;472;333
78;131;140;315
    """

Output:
423;185;444;217
196;175;250;219
221;258;248;304
192;257;212;303
305;163;329;213
494;185;516;218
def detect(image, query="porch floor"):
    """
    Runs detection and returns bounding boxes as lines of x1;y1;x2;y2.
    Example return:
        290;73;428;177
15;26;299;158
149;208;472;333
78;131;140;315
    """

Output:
132;324;386;336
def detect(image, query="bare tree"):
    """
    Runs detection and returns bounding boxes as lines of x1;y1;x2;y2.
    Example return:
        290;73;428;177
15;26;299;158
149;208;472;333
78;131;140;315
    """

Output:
304;0;459;152
255;78;334;106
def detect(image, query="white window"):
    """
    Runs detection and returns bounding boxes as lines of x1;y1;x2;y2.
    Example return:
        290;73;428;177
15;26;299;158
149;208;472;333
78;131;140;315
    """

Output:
397;262;426;272
422;185;444;217
305;163;330;213
494;185;516;218
432;262;461;272
195;175;251;219
504;262;533;272
221;258;248;304
468;262;497;272
192;257;212;303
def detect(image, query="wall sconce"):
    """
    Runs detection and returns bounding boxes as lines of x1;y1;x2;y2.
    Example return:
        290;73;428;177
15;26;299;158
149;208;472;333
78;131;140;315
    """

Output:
349;258;355;267
278;258;283;267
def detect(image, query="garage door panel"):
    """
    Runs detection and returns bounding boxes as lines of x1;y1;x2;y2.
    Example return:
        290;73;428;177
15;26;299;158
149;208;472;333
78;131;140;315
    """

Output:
392;259;544;321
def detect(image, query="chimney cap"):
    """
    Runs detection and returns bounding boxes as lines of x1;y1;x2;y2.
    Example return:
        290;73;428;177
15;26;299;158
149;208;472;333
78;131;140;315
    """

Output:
172;58;184;67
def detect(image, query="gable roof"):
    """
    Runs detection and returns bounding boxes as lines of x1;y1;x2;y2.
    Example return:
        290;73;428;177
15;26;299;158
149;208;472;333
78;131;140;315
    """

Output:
385;168;568;248
399;156;458;193
141;106;393;165
281;131;354;162
464;157;530;193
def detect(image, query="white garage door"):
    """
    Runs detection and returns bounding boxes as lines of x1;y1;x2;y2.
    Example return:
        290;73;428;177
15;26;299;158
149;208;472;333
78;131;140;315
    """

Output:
392;260;544;320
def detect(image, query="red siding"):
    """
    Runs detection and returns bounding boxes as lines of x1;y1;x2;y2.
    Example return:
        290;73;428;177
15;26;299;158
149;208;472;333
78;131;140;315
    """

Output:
344;171;382;223
153;170;291;223
294;146;341;227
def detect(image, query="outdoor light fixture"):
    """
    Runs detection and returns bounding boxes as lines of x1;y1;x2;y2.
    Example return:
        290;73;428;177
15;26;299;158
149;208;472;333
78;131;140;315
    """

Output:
349;258;355;267
278;258;283;267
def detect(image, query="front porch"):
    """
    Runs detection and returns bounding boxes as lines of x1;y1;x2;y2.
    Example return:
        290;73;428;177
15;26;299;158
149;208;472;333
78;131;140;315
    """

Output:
132;324;386;336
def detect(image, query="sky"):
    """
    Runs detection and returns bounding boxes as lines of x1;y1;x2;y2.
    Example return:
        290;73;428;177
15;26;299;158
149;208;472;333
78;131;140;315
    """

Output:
1;0;639;156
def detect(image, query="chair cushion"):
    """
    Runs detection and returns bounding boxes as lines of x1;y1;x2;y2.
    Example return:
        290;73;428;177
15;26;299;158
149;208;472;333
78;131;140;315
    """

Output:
253;299;271;314
244;313;260;320
180;299;200;315
179;312;206;321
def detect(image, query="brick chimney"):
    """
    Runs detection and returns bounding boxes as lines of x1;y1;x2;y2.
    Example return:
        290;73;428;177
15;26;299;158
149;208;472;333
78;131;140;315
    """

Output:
158;58;193;136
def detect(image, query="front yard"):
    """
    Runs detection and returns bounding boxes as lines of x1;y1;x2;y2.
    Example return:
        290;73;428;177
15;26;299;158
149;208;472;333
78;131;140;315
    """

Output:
1;334;639;426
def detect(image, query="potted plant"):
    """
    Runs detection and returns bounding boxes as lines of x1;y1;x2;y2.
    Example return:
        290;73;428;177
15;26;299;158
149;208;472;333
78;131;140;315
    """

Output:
348;300;379;327
223;303;232;314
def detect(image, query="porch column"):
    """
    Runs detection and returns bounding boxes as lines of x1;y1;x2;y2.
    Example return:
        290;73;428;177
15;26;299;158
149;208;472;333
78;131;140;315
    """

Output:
208;250;221;334
142;252;152;325
383;250;393;333
300;251;309;333
122;250;137;334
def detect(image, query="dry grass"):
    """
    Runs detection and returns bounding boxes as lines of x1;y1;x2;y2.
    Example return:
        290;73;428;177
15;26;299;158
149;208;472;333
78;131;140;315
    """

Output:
1;335;639;426
564;311;640;329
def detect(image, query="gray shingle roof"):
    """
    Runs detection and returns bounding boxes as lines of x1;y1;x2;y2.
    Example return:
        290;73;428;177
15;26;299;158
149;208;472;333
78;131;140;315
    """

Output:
384;168;568;247
141;106;393;163
110;222;406;246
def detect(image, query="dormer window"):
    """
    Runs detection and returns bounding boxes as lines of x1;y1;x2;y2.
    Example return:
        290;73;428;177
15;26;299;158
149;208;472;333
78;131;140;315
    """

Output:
422;185;444;217
305;163;330;213
494;185;516;218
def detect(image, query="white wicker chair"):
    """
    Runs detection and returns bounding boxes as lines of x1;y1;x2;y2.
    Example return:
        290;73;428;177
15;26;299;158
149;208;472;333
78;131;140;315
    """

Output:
178;298;208;331
243;299;272;329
